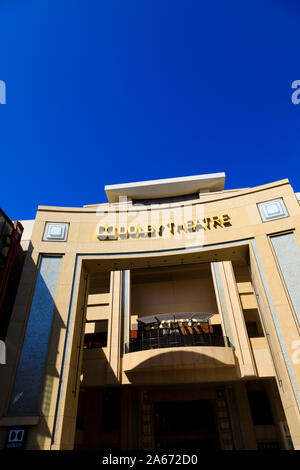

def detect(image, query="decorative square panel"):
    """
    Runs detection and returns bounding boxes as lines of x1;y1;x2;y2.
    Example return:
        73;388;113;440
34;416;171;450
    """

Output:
43;222;69;241
257;198;288;222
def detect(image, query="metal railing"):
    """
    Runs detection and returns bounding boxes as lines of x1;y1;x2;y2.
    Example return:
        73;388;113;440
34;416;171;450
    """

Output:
125;332;226;353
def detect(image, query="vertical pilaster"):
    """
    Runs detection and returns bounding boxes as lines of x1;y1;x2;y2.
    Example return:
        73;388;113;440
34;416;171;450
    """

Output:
211;262;232;347
249;242;300;449
52;261;88;450
140;391;154;450
226;385;244;450
264;379;292;450
122;270;131;354
211;261;256;377
215;390;235;449
108;271;122;383
120;388;139;450
232;382;257;449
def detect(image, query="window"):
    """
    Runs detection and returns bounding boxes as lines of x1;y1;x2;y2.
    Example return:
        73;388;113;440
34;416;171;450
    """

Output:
84;320;108;349
246;322;261;338
132;192;200;206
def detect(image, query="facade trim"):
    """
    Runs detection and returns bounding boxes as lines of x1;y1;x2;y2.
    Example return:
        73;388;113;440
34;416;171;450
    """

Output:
250;239;300;412
51;236;300;448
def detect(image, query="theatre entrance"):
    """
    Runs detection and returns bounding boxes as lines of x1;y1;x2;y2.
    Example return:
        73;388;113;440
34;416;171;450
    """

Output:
139;386;234;451
74;386;235;450
154;400;219;450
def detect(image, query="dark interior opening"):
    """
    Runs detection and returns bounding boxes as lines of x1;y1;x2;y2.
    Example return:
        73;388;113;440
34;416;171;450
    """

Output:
154;400;219;450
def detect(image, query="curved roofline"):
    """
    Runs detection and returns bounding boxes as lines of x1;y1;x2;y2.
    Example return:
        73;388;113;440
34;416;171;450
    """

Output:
37;178;291;212
105;172;226;203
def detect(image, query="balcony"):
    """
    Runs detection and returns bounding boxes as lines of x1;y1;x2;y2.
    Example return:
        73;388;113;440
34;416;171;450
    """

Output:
126;312;228;354
123;314;235;384
126;331;225;353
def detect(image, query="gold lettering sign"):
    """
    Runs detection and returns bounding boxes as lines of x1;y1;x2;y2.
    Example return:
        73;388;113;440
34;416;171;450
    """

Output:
97;214;231;240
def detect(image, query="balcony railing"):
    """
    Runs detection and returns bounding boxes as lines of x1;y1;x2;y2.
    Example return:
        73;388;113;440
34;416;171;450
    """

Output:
125;331;226;353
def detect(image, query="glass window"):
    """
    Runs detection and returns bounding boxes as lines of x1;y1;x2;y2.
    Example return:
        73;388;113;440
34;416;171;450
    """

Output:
84;320;108;349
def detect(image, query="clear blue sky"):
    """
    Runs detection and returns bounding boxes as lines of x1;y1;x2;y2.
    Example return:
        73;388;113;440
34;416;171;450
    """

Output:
1;0;300;220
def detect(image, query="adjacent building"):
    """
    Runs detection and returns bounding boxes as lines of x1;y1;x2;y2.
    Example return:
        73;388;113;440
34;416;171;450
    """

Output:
0;209;24;342
1;173;300;450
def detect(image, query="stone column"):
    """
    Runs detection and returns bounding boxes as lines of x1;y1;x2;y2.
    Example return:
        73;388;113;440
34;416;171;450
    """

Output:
232;382;257;449
122;270;131;354
211;261;256;378
107;270;122;383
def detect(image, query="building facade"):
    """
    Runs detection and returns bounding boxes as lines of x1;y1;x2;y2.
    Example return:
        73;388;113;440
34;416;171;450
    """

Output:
1;173;300;450
0;209;24;343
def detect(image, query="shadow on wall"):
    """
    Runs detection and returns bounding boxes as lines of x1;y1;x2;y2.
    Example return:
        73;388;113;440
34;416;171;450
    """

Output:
124;349;239;385
6;246;120;450
1;243;76;449
80;347;120;388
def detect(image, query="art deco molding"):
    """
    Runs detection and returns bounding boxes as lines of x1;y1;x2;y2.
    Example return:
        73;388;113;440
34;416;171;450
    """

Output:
257;198;288;222
43;222;69;241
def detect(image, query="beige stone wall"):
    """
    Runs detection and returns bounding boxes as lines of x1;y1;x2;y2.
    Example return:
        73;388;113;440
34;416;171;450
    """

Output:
131;266;218;317
0;178;300;450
